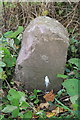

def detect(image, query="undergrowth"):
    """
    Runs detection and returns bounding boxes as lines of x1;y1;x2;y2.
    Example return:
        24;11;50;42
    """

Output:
0;2;80;120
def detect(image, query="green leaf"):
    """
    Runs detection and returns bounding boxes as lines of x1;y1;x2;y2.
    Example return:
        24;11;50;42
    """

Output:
34;99;39;104
12;108;19;117
29;95;36;100
57;89;65;96
3;31;13;37
6;26;23;38
33;89;42;96
59;10;63;15
57;74;68;79
68;58;80;67
18;91;25;97
2;105;17;113
2;47;10;56
70;37;78;44
7;89;20;101
0;61;6;67
33;89;37;96
0;67;3;72
19;96;26;103
36;89;42;93
7;89;26;104
11;99;19;106
20;101;29;108
0;115;4;120
71;104;78;111
0;71;7;80
14;38;20;45
8;88;17;95
23;111;32;119
71;45;77;53
9;39;14;48
62;79;79;96
18;113;23;118
70;95;78;104
3;55;16;67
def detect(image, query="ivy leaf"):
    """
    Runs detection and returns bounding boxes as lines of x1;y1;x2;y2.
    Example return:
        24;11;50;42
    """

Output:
18;113;23;118
0;61;6;67
2;105;17;113
34;89;42;96
62;79;79;96
34;99;39;104
11;99;19;106
33;89;38;96
23;111;32;119
20;101;29;108
57;74;68;79
7;89;26;104
68;58;80;67
71;104;78;111
29;95;36;100
3;55;16;67
12;108;19;118
2;47;10;56
70;95;78;104
7;89;20;101
18;91;25;97
3;31;13;37
6;26;23;38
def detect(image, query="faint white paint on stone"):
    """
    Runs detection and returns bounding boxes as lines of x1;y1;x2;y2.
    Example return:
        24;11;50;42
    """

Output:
45;76;50;88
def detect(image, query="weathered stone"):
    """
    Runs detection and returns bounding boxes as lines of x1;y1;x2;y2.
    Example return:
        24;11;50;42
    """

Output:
15;16;69;92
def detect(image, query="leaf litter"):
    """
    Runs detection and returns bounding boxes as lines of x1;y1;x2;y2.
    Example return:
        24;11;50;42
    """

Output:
1;88;73;119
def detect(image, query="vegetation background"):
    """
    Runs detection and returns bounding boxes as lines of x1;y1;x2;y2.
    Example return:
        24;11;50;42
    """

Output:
0;2;80;120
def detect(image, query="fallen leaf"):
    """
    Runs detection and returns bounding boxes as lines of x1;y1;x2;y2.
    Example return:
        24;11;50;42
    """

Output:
32;114;39;119
68;71;74;76
14;81;21;87
38;102;49;109
46;112;55;118
14;44;19;49
52;107;64;116
43;90;55;102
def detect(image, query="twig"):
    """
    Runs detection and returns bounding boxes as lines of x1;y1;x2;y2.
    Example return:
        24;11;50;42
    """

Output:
66;3;78;28
55;98;73;113
5;79;11;89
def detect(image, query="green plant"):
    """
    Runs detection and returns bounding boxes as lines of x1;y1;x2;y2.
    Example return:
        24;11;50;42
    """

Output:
62;79;80;117
0;26;23;87
68;37;80;58
29;89;42;104
2;88;33;119
57;57;80;117
68;58;80;79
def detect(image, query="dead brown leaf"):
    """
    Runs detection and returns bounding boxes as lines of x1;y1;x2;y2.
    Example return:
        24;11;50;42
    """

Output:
38;102;49;109
43;90;55;102
14;81;21;87
32;114;39;119
46;112;55;118
52;107;64;116
14;44;19;49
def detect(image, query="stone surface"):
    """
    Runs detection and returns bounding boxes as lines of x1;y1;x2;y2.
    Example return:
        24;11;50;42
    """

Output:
15;16;69;92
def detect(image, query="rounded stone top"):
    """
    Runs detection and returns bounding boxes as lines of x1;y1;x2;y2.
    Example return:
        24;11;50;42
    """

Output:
24;16;69;43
